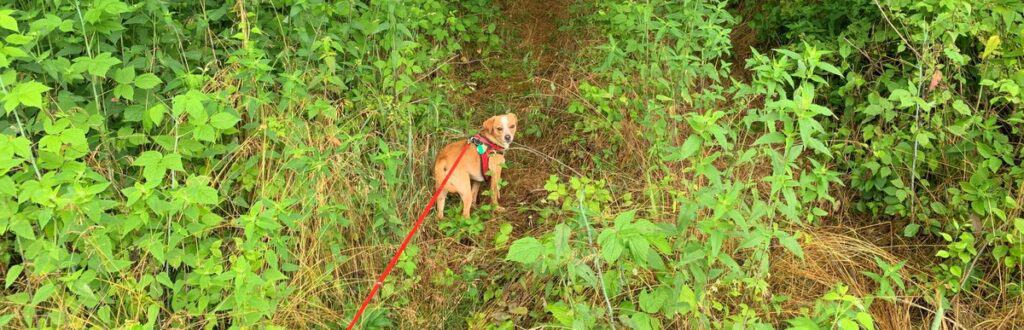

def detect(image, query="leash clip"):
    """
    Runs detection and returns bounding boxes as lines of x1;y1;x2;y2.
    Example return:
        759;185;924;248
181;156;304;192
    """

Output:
468;136;488;155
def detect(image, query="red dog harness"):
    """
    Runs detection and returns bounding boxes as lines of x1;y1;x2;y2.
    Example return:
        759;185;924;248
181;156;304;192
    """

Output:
469;134;505;182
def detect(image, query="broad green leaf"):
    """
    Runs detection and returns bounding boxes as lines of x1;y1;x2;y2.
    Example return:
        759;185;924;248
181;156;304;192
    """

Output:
786;317;820;329
856;312;875;330
494;222;513;246
0;314;12;328
754;132;785;145
112;67;135;84
148;104;166;125
162;153;183;172
156;272;173;288
678;285;696;312
838;318;858;330
4;80;50;112
79;52;122;77
0;10;17;32
505;237;543;264
31;283;55;305
546;302;573;325
112;83;134;100
708;230;723;262
951;100;971;115
193;124;215;142
133;151;163;167
638;289;666;314
776;231;803;260
209;112;240;129
171;90;205;117
598;229;623;263
817;62;843;76
5;264;22;288
9;216;34;240
134;73;162;89
666;135;702;161
185;176;218;204
134;151;167;185
902;223;921;237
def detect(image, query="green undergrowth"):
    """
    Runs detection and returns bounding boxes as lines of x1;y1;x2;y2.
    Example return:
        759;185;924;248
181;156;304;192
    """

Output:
1;0;1023;329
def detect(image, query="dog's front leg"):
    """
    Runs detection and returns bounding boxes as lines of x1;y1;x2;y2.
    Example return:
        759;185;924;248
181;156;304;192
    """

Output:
471;181;481;206
489;166;505;212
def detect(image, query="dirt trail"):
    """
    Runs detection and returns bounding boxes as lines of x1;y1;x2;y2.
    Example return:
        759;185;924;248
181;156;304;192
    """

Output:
495;0;579;204
410;0;583;327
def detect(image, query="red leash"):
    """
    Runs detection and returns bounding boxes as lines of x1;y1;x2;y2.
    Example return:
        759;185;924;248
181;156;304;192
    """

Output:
346;142;471;330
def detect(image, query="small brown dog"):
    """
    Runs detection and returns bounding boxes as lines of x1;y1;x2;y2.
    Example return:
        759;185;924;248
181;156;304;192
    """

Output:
433;113;518;219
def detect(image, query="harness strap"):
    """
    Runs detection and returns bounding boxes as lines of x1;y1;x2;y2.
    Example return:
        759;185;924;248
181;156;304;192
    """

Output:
469;134;504;182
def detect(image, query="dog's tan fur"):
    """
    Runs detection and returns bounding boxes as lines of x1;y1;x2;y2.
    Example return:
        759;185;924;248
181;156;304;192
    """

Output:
433;113;518;219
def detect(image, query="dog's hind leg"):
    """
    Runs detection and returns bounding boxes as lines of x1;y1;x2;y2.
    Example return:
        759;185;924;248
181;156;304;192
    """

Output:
470;181;481;206
459;188;473;219
435;190;447;219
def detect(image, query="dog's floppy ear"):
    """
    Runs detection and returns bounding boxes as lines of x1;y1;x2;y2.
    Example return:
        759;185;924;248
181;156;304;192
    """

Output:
482;116;496;131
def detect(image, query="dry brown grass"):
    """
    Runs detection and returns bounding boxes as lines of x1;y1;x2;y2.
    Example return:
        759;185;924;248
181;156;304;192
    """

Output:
770;228;918;329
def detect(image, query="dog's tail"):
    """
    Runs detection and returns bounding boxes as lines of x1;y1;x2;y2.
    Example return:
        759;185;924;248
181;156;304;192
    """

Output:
433;158;449;190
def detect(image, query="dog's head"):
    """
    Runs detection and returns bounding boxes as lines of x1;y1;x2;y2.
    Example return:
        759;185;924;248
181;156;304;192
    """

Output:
482;113;518;147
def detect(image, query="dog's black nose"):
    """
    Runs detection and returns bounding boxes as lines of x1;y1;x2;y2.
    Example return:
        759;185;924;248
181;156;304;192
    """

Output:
504;135;512;142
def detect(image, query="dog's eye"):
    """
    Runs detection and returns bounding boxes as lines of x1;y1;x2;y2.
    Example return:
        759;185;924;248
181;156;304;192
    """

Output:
497;127;503;131
510;125;516;129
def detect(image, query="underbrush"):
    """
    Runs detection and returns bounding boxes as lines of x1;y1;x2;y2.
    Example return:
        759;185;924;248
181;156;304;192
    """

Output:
0;0;500;328
1;0;1022;329
499;0;1024;328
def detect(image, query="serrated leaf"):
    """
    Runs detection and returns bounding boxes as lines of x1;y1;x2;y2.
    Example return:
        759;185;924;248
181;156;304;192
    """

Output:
639;289;666;314
667;135;703;161
546;302;573;325
505;237;543;264
133;151;163;167
786;317;820;329
817;62;843;76
598;229;623;263
902;223;921;237
185;176;218;204
4;80;50;112
9;216;34;240
856;311;875;330
0;10;18;32
113;83;134;100
951;100;970;115
776;231;803;260
148;104;166;125
156;272;173;288
838;318;858;330
754;132;785;145
209;112;239;129
31;283;55;305
193;124;215;142
81;52;122;77
162;153;183;171
171;90;205;117
134;73;162;89
112;67;135;84
5;264;23;288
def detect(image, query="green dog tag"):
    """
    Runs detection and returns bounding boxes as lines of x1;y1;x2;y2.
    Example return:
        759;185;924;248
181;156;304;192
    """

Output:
476;144;487;154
